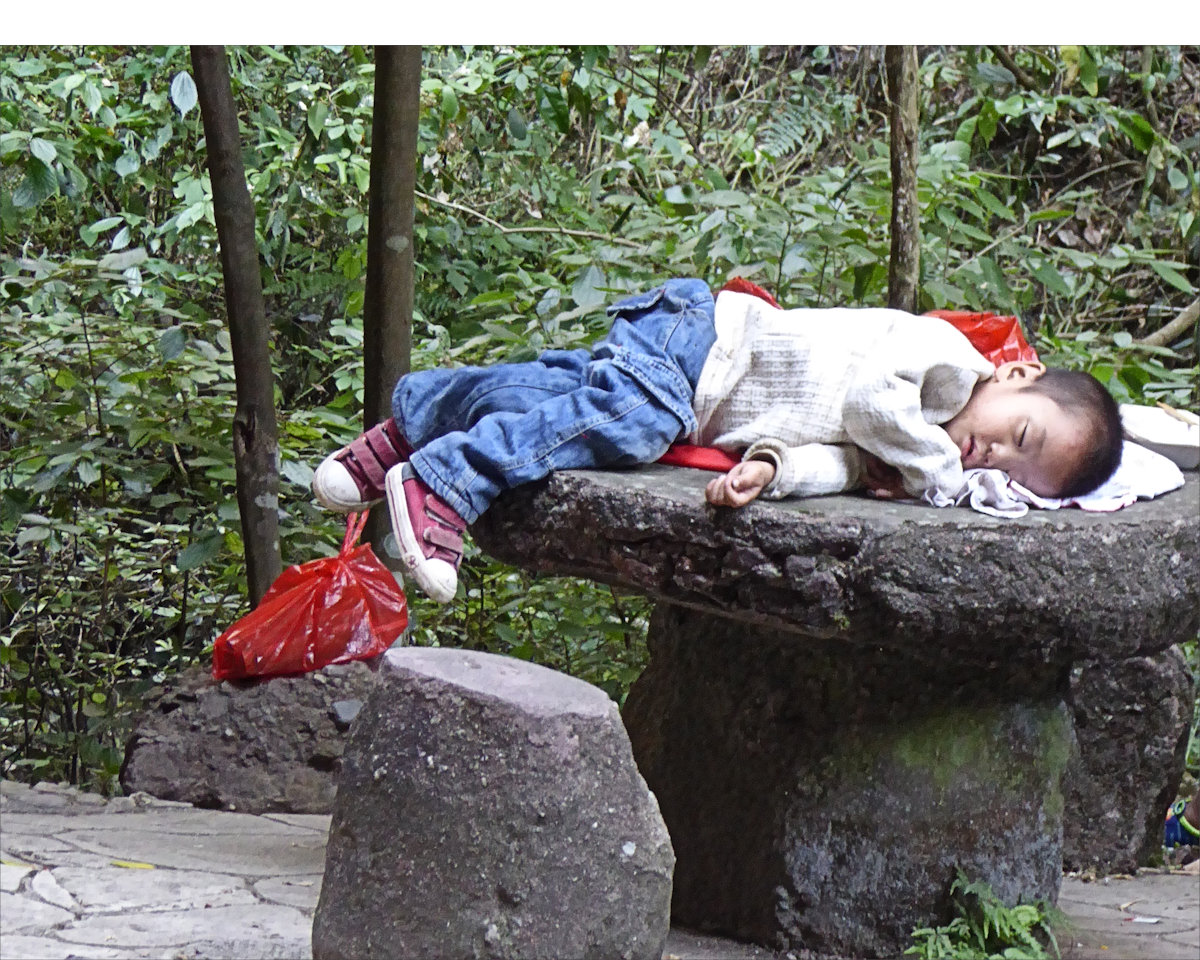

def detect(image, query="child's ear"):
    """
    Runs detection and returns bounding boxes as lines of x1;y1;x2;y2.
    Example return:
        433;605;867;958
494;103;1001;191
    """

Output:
995;360;1046;381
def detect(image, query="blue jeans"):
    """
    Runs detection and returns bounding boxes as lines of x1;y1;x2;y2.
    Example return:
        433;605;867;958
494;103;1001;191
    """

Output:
393;278;717;522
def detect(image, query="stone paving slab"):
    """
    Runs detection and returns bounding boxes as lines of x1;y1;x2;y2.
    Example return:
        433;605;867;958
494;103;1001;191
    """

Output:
2;779;1196;960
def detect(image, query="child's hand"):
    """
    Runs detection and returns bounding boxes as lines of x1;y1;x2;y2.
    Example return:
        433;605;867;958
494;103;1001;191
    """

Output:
705;459;775;508
862;453;907;500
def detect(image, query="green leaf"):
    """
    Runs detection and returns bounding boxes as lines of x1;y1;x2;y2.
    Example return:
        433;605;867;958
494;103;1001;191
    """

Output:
1032;261;1072;297
538;85;570;135
281;459;314;487
1149;260;1195;294
507;108;527;141
11;59;46;77
77;461;101;485
976;100;999;146
699;208;727;233
307;101;329;138
12;158;58;209
440;85;459;123
81;81;103;114
1116;113;1155;153
976;189;1016;222
571;265;607;309
955;115;978;145
158;327;186;361
170;71;198;117
114;152;140;178
1078;47;1098;96
176;535;222;572
1044;129;1075;150
16;526;50;547
978;256;1012;302
29;137;56;165
1112;331;1133;349
1167;165;1188;192
974;62;1015;87
923;279;965;308
98;248;147;271
1027;208;1072;222
700;190;751;208
80;215;125;246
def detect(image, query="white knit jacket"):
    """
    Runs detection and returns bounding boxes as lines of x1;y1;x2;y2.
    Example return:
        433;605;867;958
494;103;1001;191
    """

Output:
688;292;996;503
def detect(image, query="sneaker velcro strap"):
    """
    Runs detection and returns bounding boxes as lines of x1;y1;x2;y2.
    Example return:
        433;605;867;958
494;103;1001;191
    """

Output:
424;525;464;554
424;497;465;530
344;421;410;489
363;430;398;466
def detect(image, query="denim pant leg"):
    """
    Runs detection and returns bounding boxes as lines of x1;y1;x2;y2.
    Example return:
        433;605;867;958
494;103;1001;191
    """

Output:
391;349;591;447
397;279;716;523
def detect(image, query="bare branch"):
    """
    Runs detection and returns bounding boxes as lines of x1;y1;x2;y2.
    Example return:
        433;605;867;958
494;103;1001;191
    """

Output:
416;191;642;249
1136;298;1199;348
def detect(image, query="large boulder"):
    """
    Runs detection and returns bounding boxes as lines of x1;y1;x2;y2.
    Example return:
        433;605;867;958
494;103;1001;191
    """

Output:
1063;645;1194;873
120;662;378;813
312;647;674;960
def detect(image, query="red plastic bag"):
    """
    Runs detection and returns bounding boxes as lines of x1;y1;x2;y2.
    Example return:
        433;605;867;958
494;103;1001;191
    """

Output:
718;276;782;309
923;309;1039;366
212;513;408;681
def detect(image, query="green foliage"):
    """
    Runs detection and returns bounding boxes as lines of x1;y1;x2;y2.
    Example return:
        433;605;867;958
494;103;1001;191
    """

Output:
907;870;1063;960
3;44;1197;790
1181;637;1200;785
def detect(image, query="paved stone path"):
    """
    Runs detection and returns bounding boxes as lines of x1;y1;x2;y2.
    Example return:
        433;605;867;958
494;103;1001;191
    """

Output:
2;779;1196;960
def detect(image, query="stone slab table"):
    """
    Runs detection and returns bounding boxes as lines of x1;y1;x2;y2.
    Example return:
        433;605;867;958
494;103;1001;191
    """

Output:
473;465;1199;957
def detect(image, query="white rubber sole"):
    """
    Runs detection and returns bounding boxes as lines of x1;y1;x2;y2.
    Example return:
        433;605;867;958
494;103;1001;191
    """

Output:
312;453;382;512
384;464;459;604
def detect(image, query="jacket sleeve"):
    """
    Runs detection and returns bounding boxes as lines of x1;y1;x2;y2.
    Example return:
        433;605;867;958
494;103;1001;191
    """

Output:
742;438;866;499
840;368;966;504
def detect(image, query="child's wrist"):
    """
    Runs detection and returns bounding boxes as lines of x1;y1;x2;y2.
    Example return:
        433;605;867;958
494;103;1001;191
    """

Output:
748;457;777;482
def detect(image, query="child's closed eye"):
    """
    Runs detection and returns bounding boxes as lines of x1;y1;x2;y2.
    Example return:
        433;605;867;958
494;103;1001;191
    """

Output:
1018;422;1028;447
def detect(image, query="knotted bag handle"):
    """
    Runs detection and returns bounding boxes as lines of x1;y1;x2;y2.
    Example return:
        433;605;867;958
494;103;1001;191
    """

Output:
342;511;369;554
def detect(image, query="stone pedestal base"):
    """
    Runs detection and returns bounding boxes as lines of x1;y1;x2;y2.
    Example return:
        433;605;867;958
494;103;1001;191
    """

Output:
624;605;1071;958
1064;646;1194;873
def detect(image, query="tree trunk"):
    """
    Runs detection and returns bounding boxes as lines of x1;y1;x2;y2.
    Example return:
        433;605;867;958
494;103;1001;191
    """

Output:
886;45;921;313
363;46;421;553
191;45;281;605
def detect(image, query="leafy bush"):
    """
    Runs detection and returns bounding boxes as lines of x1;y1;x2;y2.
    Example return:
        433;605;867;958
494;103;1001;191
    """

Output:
907;870;1063;960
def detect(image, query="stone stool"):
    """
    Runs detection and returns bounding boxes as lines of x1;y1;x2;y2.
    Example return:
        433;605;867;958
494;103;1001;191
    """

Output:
311;647;674;960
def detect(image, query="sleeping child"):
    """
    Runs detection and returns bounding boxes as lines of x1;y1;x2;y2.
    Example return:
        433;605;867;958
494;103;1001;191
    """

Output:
310;278;1123;602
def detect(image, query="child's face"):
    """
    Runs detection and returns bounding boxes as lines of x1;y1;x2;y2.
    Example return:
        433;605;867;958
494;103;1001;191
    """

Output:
943;362;1088;498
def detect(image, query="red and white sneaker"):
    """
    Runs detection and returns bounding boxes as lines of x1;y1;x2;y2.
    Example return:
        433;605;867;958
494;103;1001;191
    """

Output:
312;418;413;512
385;463;466;604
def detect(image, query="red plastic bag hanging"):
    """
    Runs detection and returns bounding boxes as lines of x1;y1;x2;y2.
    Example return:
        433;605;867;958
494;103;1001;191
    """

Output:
212;512;408;681
923;309;1039;366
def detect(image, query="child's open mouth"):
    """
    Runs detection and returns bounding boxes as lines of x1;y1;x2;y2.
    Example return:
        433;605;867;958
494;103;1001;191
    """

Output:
960;435;977;465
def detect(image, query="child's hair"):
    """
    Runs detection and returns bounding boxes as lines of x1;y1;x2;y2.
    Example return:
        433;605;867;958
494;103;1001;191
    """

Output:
1024;368;1123;498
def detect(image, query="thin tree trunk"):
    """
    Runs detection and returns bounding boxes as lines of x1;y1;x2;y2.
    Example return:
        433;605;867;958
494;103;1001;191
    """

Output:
191;45;281;605
886;45;921;313
363;46;421;554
